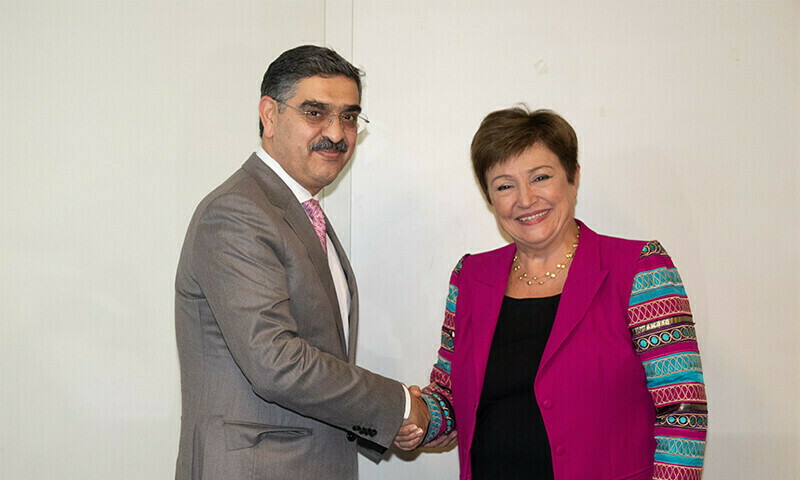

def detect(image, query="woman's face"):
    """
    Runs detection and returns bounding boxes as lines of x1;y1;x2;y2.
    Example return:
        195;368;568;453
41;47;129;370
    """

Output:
486;143;579;253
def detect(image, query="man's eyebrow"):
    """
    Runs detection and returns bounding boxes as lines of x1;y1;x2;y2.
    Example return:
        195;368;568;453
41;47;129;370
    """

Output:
342;104;362;114
298;100;329;110
298;99;362;113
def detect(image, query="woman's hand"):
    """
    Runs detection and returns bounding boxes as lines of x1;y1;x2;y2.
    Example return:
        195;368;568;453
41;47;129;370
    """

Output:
417;382;458;449
393;384;458;450
424;429;457;449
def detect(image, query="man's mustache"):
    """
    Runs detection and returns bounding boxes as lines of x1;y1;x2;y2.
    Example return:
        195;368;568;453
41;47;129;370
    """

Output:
309;137;348;154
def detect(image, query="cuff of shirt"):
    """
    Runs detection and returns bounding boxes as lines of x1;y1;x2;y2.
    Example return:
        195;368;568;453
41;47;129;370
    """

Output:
402;384;411;420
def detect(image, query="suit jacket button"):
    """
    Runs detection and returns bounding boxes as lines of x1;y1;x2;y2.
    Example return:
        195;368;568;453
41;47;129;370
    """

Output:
353;426;360;431
370;430;376;437
555;445;566;456
541;399;553;409
347;433;356;442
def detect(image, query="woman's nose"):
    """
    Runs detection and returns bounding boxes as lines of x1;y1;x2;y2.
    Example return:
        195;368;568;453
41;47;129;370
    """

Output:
518;184;536;207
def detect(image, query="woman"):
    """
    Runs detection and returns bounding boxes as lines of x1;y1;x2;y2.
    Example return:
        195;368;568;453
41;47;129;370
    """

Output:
396;108;707;480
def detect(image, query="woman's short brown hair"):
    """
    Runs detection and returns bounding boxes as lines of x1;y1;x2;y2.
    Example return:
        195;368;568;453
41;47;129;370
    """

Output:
471;107;578;203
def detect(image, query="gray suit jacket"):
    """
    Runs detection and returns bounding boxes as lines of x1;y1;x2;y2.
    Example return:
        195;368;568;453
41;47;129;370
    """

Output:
175;154;405;479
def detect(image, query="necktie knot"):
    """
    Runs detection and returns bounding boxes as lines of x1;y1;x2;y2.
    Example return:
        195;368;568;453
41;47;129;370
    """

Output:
302;199;327;256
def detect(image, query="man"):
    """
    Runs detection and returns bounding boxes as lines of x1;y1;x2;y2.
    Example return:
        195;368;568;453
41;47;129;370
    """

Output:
174;45;428;479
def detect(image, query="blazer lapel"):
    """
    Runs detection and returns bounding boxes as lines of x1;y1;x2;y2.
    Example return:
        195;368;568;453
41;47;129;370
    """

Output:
459;244;515;456
325;218;355;362
538;221;608;373
241;155;347;359
467;245;516;401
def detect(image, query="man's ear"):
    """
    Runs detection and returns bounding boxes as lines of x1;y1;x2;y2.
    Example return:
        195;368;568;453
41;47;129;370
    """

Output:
259;96;277;139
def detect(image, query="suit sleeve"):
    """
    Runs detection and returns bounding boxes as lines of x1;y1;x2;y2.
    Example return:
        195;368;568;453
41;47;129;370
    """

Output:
626;241;708;480
419;255;467;444
193;192;405;448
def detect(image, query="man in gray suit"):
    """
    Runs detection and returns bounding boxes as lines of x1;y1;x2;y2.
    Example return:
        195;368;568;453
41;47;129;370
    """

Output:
175;45;429;479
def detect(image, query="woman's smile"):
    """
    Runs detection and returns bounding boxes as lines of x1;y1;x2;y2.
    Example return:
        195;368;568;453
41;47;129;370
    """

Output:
517;209;550;223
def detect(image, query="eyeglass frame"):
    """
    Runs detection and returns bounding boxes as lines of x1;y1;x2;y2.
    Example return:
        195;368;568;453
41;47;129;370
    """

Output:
276;100;370;133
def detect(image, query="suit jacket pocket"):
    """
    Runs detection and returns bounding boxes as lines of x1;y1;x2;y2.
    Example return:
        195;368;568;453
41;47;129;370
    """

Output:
223;421;312;451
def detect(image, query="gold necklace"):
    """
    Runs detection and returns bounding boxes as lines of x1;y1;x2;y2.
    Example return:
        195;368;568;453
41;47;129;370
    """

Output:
513;225;580;286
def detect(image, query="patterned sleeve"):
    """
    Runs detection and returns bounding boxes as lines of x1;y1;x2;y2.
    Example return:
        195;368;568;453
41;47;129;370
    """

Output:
627;241;708;480
419;255;466;444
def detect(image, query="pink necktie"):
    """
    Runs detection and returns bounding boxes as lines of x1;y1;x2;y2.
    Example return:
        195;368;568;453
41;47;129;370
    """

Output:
302;199;327;256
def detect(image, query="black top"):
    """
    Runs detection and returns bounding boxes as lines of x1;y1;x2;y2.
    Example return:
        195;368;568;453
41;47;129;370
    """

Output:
471;294;559;480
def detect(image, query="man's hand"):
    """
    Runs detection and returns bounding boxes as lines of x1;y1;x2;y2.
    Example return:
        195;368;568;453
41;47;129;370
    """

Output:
394;383;457;451
393;385;429;450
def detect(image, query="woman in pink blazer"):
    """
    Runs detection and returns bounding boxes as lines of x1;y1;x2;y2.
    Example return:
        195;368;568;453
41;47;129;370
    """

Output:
396;108;707;480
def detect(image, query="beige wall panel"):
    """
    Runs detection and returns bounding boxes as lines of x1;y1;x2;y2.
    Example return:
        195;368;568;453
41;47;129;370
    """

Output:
350;1;799;478
0;1;324;478
322;0;356;253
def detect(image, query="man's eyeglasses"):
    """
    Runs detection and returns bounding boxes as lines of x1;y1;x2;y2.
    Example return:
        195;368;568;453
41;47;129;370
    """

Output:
277;101;370;134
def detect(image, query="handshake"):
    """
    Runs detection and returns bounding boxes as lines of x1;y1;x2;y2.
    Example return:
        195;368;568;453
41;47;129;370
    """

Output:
393;384;458;451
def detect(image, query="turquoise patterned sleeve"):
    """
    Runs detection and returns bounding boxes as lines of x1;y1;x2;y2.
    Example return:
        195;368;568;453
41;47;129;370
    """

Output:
419;255;466;444
628;242;708;480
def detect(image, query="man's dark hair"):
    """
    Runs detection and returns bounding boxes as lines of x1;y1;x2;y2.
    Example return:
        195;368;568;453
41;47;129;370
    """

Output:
259;45;363;136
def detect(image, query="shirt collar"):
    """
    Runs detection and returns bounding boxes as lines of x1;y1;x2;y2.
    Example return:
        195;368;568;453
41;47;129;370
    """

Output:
256;147;318;204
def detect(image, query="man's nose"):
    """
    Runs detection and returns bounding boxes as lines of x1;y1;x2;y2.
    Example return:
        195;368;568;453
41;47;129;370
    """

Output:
321;114;346;141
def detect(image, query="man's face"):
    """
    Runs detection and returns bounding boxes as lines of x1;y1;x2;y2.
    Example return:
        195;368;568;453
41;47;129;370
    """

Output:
262;75;361;195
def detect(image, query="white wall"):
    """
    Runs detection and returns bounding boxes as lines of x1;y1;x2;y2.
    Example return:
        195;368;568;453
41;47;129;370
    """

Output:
2;1;798;479
0;1;325;478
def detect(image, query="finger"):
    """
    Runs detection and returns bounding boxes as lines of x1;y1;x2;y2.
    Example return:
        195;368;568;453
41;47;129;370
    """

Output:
394;427;424;442
424;431;457;448
397;426;424;439
408;385;422;397
425;436;447;448
394;439;416;450
425;437;446;448
395;436;423;451
438;434;457;448
394;434;418;443
397;424;418;435
444;431;458;447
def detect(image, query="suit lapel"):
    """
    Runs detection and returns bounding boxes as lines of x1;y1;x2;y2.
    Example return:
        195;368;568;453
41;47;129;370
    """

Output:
283;204;347;357
241;154;347;359
538;221;608;374
325;217;356;362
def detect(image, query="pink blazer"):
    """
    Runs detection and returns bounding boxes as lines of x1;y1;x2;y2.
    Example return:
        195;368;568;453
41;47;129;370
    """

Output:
423;221;707;480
